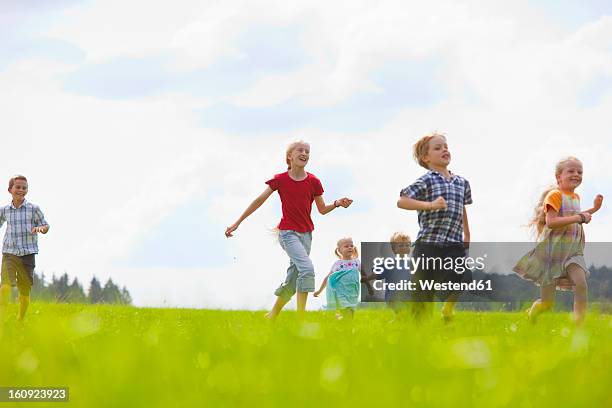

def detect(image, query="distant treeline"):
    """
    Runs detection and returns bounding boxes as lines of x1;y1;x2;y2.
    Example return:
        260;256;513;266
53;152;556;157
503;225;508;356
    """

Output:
458;264;612;311
24;272;132;305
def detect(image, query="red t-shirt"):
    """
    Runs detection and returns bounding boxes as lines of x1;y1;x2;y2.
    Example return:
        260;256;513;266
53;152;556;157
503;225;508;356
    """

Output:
265;172;324;233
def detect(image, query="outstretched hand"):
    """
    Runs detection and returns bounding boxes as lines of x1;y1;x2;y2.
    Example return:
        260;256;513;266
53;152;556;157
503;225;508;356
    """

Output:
336;197;353;208
225;222;240;238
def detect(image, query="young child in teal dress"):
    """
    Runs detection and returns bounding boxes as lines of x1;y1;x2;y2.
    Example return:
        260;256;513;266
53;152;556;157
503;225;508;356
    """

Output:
314;237;361;319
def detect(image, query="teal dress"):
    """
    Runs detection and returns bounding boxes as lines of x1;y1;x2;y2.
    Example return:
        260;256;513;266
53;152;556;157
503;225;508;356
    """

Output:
325;259;361;310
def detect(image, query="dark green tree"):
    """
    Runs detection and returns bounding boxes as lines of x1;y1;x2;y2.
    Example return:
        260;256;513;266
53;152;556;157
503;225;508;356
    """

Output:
88;277;103;304
120;286;133;305
67;277;87;303
102;278;122;304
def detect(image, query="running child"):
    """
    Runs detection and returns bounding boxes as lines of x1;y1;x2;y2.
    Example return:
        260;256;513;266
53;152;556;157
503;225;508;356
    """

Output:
0;175;50;322
397;133;472;322
314;237;361;320
225;141;352;319
364;232;412;315
513;157;603;325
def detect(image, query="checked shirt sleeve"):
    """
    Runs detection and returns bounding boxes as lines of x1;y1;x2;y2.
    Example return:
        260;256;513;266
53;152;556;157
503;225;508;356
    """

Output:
400;176;428;201
33;206;49;227
463;179;473;205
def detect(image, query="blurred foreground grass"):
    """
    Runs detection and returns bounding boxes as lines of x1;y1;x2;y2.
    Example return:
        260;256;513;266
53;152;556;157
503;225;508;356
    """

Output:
1;303;611;407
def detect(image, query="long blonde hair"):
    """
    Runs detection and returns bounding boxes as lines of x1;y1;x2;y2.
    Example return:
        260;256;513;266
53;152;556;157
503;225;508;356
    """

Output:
335;237;359;259
529;156;582;236
286;140;309;170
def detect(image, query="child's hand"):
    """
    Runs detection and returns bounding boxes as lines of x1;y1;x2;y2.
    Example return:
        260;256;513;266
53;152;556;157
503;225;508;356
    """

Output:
225;222;240;238
336;197;353;208
580;212;592;224
430;196;447;210
31;226;46;234
313;290;321;297
594;194;604;211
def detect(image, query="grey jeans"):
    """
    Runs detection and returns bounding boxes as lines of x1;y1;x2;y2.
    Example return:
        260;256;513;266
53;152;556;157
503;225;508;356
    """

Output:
274;230;315;300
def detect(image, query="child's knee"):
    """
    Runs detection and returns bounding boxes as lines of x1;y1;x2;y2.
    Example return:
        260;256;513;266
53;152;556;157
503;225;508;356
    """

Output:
574;279;587;292
17;283;32;298
274;282;296;301
296;262;315;282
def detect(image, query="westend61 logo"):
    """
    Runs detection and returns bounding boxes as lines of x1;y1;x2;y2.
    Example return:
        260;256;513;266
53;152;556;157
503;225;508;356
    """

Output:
372;254;487;274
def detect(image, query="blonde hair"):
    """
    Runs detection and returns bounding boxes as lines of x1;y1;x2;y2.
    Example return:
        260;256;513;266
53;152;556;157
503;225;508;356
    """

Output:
413;132;446;169
390;231;411;244
529;156;582;236
335;237;359;259
286;140;310;170
390;231;411;253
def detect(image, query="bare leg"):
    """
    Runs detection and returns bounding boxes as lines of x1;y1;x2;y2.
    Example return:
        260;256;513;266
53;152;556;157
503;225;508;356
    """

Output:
17;295;29;322
528;284;555;322
296;292;308;319
566;264;588;325
442;293;459;322
265;296;291;320
0;284;10;322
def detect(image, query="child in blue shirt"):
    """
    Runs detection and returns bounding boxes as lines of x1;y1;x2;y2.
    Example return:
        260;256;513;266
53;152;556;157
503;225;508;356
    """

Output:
365;232;412;313
0;175;50;322
397;133;472;322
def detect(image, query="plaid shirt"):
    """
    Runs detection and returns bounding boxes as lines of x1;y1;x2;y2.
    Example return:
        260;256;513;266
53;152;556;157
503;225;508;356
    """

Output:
400;170;472;243
0;199;49;256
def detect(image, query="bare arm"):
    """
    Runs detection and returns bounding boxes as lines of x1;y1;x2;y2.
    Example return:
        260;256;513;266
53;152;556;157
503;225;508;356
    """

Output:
360;263;375;295
585;194;604;215
546;208;590;229
463;206;470;244
314;272;332;297
314;196;353;215
225;187;274;237
397;196;446;211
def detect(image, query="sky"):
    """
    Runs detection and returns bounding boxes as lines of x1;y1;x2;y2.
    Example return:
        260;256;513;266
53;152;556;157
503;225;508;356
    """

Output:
1;0;611;310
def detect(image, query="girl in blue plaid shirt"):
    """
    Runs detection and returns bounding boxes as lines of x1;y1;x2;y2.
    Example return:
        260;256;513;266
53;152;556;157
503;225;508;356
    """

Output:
397;133;472;322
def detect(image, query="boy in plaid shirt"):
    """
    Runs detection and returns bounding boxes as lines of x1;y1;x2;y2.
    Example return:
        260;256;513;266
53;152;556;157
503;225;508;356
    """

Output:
397;133;472;321
0;175;49;322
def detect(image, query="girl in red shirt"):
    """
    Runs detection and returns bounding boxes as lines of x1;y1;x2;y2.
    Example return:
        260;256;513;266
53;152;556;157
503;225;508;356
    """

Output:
226;141;352;319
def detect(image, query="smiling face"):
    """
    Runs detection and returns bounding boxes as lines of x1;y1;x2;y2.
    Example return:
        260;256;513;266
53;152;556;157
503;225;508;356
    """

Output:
286;142;310;169
556;160;583;191
423;135;451;168
337;239;355;259
9;179;28;202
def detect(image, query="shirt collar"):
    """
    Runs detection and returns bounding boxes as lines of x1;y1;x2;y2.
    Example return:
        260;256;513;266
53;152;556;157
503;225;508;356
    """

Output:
428;169;455;181
10;199;28;209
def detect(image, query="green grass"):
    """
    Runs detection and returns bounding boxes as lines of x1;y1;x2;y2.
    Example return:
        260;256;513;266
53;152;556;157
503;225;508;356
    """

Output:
1;303;611;407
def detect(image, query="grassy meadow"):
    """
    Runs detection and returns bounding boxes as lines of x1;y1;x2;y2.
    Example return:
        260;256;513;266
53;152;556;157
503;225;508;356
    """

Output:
0;303;611;407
